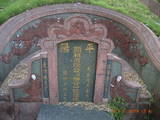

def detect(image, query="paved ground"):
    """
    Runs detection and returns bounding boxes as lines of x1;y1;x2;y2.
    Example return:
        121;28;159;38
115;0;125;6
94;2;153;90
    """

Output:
37;104;114;120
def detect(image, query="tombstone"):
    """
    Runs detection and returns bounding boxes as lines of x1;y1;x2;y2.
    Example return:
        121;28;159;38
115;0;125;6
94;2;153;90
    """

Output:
0;3;159;120
57;40;98;102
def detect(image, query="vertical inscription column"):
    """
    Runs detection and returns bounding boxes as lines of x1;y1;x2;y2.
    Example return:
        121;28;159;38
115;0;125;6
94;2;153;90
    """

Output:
58;40;97;102
58;42;70;102
94;42;109;103
72;46;81;101
44;41;59;104
84;43;97;101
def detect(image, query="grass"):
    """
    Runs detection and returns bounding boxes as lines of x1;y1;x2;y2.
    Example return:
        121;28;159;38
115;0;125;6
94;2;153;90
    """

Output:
108;97;127;120
0;0;160;36
0;0;15;8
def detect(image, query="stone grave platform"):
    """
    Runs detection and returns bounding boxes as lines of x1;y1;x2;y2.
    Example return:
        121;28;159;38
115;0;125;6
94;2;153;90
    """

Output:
37;104;114;120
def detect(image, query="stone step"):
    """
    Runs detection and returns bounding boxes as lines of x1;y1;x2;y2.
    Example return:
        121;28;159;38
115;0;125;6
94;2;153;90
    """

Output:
37;104;115;120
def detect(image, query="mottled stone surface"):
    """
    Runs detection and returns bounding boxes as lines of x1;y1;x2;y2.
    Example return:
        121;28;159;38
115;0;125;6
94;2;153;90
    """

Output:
58;102;111;112
108;53;151;102
0;63;29;95
124;72;151;97
0;4;159;97
37;104;114;120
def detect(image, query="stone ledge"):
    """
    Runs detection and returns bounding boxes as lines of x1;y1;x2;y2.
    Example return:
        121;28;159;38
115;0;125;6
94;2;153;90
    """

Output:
0;63;30;96
58;102;111;112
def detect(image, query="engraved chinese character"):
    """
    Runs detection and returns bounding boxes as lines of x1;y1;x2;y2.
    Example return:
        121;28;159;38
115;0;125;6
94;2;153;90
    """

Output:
73;82;80;89
73;62;81;73
74;53;81;58
85;43;95;53
73;58;81;64
73;89;79;101
73;67;80;73
73;77;80;81
74;46;81;53
124;72;132;81
60;42;70;53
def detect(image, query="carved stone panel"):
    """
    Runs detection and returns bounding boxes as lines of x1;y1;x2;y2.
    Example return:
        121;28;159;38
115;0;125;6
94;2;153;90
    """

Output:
39;14;114;104
57;40;97;102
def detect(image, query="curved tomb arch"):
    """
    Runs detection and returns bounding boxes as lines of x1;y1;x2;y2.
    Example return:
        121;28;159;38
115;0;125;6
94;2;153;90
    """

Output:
39;14;114;104
0;4;159;104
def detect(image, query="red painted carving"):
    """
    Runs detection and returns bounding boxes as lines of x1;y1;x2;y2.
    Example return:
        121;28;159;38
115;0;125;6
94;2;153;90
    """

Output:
45;15;108;45
0;53;13;64
139;56;148;66
70;21;86;35
16;76;42;102
110;77;136;103
99;19;149;66
0;15;148;66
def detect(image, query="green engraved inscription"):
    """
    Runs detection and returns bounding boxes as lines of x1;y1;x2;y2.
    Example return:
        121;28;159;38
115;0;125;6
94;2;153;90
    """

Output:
57;40;97;102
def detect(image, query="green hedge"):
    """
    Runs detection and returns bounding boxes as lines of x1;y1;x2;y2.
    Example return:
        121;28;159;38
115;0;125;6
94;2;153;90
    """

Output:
0;0;160;36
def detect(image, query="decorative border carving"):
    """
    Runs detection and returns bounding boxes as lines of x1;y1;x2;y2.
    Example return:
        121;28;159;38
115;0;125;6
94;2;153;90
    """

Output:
0;3;159;103
40;15;114;52
40;14;114;104
0;4;159;71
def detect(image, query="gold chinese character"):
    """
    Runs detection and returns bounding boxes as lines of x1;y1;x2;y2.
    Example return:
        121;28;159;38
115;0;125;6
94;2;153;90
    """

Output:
73;64;81;73
73;77;80;81
73;68;80;73
124;72;132;81
60;42;70;53
73;82;80;89
85;43;95;53
74;53;81;58
72;89;79;101
74;46;81;53
73;58;81;64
